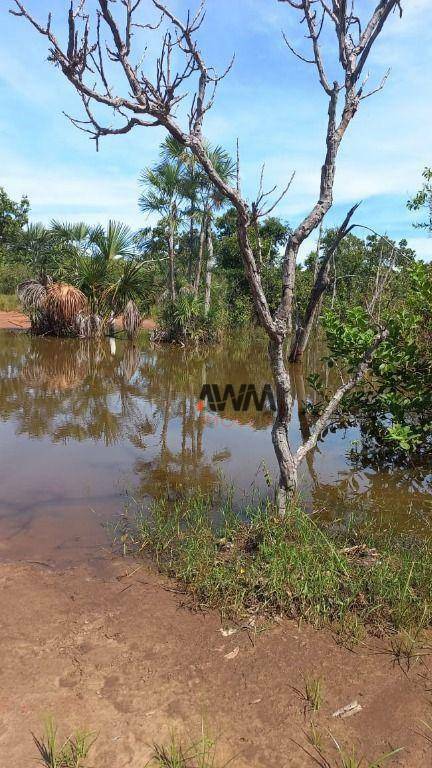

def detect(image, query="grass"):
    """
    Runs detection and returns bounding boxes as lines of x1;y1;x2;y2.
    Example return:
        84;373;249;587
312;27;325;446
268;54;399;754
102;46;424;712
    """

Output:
303;675;324;711
0;293;19;311
114;492;432;638
33;717;96;768
149;730;222;768
33;722;223;768
386;626;431;670
32;720;404;768
308;735;402;768
305;728;402;768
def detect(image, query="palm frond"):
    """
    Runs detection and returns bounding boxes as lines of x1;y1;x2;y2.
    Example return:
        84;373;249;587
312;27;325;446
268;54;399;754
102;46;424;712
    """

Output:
16;279;48;311
50;220;90;243
91;220;136;260
45;283;88;326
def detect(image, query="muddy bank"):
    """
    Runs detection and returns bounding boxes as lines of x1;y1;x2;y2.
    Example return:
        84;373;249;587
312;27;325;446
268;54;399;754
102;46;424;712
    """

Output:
0;310;156;331
0;534;430;767
0;310;30;329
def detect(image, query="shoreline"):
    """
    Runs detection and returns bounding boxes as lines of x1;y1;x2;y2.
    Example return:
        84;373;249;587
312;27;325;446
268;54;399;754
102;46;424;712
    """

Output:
0;309;157;331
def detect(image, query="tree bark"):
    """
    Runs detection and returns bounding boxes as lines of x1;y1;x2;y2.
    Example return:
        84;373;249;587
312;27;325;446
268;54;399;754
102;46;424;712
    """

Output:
203;223;214;316
193;214;207;296
168;226;176;302
268;338;298;514
289;203;360;362
187;215;195;283
289;263;330;362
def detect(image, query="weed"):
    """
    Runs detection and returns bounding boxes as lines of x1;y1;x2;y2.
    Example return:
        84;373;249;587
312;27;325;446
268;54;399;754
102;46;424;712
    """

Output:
304;675;324;712
149;729;229;768
377;623;432;672
305;732;403;768
331;740;402;768
416;716;432;746
307;722;324;752
117;492;432;638
33;717;96;768
0;293;19;311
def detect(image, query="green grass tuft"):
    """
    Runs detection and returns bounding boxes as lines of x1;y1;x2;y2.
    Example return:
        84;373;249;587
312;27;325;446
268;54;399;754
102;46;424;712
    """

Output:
149;730;222;768
117;493;432;638
33;717;96;768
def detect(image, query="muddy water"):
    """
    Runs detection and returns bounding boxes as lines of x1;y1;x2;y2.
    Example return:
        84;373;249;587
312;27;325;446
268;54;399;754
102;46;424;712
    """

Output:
0;330;430;563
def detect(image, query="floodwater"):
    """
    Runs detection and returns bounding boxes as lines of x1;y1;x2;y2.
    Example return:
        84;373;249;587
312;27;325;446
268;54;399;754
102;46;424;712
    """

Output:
0;330;431;562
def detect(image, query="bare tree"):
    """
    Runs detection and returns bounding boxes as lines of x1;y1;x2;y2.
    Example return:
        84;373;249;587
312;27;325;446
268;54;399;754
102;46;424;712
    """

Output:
10;0;403;512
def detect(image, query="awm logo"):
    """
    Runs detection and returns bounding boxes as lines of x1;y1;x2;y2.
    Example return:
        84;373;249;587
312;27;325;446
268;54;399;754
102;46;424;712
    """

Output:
197;384;276;413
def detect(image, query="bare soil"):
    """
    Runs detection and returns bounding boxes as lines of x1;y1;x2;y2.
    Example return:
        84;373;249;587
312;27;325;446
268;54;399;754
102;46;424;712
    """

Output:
0;310;30;329
0;310;156;331
0;509;431;768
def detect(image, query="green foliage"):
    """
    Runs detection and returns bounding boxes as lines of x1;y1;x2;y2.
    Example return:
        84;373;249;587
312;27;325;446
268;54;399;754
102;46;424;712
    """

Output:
150;731;220;768
323;262;432;457
296;231;415;322
214;207;288;322
119;492;432;636
140;161;184;225
159;290;222;344
60;253;151;321
0;187;31;293
0;293;19;311
139;143;236;323
0;262;28;294
0;186;29;247
408;166;432;231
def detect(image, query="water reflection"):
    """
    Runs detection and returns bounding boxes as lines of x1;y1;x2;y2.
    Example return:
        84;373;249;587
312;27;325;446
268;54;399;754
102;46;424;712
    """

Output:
0;331;430;532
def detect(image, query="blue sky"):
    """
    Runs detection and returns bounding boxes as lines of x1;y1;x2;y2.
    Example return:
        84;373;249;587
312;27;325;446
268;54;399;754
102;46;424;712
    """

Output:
1;0;431;259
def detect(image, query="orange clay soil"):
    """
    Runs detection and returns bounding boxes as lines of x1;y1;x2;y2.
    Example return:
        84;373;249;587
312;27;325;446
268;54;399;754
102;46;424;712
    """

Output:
0;310;156;331
0;506;431;768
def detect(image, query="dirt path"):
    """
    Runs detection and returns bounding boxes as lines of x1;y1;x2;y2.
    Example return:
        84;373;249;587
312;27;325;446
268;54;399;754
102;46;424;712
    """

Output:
0;526;430;767
0;310;156;331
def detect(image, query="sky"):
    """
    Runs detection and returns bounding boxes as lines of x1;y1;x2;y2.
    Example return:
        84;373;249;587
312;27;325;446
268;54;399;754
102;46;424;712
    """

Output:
1;0;431;260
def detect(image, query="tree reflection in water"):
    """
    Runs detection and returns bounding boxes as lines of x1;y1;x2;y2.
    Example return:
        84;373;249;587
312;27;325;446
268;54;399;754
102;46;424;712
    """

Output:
0;332;430;529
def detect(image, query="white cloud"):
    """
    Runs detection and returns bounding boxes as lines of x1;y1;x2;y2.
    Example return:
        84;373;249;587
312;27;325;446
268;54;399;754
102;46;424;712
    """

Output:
0;151;143;227
406;237;432;261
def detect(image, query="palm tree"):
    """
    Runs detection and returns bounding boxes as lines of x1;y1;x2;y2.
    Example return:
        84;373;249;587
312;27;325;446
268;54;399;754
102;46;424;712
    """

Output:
139;160;184;301
18;219;146;338
91;220;136;260
160;136;202;283
196;145;236;313
159;139;235;310
18;223;57;279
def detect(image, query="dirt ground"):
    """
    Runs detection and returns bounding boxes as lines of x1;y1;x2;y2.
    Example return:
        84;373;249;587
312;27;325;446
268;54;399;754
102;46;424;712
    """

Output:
0;507;431;768
0;310;30;329
0;310;156;331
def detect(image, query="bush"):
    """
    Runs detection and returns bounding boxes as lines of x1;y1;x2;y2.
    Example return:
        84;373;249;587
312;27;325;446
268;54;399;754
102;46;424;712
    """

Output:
0;293;19;311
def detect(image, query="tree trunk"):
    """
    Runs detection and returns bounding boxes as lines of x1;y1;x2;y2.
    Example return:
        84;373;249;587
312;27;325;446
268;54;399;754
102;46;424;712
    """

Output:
289;205;359;362
168;226;176;302
187;211;195;283
288;271;329;362
268;338;298;515
204;223;214;316
193;215;206;296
